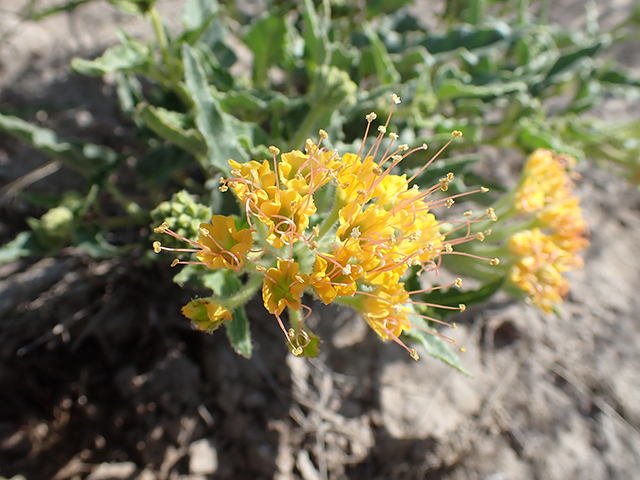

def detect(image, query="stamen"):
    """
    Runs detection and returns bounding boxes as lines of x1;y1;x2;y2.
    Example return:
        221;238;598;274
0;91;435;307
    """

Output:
154;222;169;234
153;241;162;253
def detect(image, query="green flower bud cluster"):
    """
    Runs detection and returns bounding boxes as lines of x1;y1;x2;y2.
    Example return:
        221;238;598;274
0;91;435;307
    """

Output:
310;65;358;110
27;206;74;248
150;190;212;248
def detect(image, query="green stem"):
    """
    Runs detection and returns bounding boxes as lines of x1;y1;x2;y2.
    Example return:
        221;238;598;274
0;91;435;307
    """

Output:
150;7;178;89
290;106;325;151
317;199;341;238
221;273;264;310
288;306;302;331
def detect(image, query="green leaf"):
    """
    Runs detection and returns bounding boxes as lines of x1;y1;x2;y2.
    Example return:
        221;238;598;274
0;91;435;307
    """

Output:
227;306;252;358
182;43;249;174
28;0;92;20
0;232;40;264
244;11;288;86
518;118;584;159
135;103;207;156
422;24;511;54
0;113;118;174
301;0;328;67
181;0;219;33
420;278;504;313
403;312;472;376
364;24;401;85
71;34;150;76
436;78;527;100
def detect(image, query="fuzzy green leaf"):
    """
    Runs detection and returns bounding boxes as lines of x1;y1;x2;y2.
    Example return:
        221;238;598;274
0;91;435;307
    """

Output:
227;306;252;358
0;113;117;174
364;24;401;85
403;312;472;377
0;232;40;264
71;37;150;76
244;11;288;85
135;103;207;156
182;43;249;174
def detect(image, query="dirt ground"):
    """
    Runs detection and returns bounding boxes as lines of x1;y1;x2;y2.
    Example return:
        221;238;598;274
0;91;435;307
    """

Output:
1;1;640;479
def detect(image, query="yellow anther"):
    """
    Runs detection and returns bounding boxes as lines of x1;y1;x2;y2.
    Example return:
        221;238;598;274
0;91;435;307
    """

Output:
319;129;328;139
490;258;500;266
366;112;377;122
378;125;387;134
481;186;489;193
484;229;492;236
459;346;466;353
391;93;401;104
170;259;180;267
452;130;463;138
342;265;352;276
476;232;486;241
389;132;399;140
153;222;169;234
356;189;367;196
231;169;241;177
218;177;226;184
452;323;458;329
487;207;498;221
304;138;314;154
440;179;449;192
445;243;453;253
200;227;210;237
294;275;305;284
269;145;280;155
459;304;466;312
152;241;162;253
410;349;419;361
447;172;454;181
455;278;463;288
288;328;295;338
309;241;319;249
422;143;428;150
445;199;455;208
373;167;383;175
451;338;456;345
219;185;228;192
255;265;266;273
464;210;473;217
399;144;409;151
292;346;303;356
350;226;361;239
312;225;320;237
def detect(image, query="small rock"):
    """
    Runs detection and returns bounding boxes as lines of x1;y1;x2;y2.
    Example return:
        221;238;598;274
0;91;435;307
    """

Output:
188;438;218;475
87;462;137;480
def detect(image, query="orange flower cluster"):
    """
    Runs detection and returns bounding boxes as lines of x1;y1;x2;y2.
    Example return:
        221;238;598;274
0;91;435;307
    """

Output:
508;149;589;312
154;95;495;358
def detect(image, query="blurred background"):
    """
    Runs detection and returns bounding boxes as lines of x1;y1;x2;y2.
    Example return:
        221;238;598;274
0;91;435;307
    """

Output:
1;1;640;479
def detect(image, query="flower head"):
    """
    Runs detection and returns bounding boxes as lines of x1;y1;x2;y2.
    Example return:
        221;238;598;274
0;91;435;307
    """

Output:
154;94;489;359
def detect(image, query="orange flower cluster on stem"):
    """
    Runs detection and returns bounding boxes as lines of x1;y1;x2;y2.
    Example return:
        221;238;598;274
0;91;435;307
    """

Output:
153;94;497;359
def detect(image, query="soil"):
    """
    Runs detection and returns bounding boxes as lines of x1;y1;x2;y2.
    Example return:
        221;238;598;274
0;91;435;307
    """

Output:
1;1;640;480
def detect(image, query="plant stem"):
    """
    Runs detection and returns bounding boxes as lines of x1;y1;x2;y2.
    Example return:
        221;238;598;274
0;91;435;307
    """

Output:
223;273;264;310
150;7;178;89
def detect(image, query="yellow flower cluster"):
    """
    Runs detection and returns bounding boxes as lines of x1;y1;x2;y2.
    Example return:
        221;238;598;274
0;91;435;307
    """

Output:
154;95;495;358
508;149;589;313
